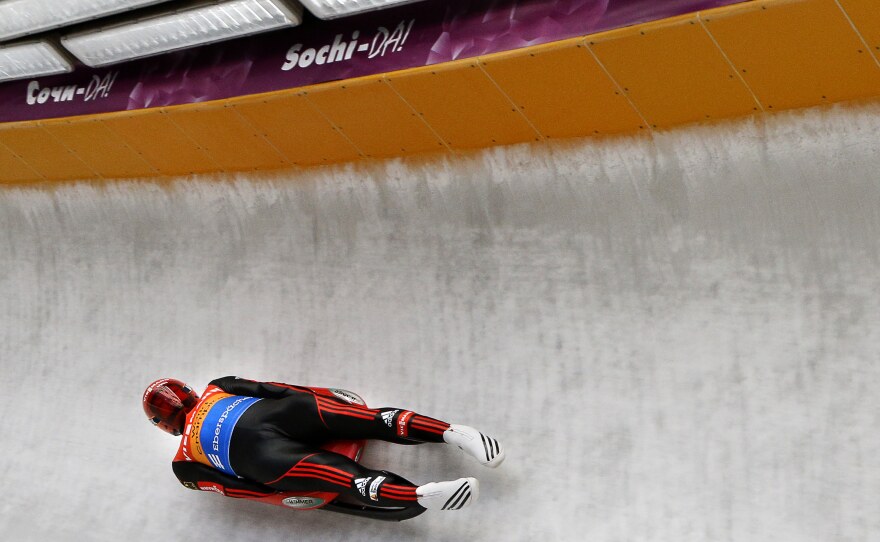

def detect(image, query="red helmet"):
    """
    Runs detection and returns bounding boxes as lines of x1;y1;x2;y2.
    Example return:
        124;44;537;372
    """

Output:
143;378;199;436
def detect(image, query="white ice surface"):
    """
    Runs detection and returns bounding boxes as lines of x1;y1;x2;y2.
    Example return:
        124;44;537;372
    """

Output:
1;104;879;541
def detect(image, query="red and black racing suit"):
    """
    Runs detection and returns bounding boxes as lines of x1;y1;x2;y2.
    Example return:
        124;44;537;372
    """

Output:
172;376;450;509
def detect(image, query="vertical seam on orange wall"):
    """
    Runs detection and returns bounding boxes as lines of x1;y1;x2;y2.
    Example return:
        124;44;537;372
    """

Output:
476;60;546;142
160;108;224;174
833;0;880;69
299;91;367;159
696;13;765;112
381;75;454;154
582;38;653;131
225;104;292;169
0;136;46;182
37;122;104;180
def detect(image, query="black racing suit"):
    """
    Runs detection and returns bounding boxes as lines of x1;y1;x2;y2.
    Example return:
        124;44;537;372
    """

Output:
171;376;450;509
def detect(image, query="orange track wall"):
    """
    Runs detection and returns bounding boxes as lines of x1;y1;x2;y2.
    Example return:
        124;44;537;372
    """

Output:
1;0;879;184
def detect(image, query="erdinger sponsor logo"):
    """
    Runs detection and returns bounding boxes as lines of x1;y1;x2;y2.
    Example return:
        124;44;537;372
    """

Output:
281;19;415;72
381;410;399;427
329;388;365;406
397;411;413;438
282;496;325;509
355;477;371;497
369;476;386;502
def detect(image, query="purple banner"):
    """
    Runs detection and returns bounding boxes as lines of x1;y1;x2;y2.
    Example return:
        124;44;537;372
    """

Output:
0;0;746;123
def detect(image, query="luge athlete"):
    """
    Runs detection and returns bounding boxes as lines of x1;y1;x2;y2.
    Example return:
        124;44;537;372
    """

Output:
143;376;505;513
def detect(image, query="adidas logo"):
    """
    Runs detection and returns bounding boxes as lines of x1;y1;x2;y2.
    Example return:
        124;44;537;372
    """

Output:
381;410;398;427
355;477;371;496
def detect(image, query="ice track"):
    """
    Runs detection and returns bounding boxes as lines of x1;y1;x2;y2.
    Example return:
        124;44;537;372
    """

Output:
1;104;879;541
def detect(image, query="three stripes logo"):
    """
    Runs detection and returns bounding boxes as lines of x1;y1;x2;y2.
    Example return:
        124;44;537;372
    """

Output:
480;433;501;464
442;480;472;511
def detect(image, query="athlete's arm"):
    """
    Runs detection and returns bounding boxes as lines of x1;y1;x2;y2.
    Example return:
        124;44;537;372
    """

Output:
172;461;276;498
209;376;312;399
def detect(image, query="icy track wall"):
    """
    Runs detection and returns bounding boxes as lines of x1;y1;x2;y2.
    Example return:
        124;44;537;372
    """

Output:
1;104;879;542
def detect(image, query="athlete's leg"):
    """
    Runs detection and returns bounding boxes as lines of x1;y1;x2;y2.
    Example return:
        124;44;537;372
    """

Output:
266;450;419;508
313;396;506;467
263;386;505;467
232;433;422;509
313;396;450;444
263;388;449;444
264;450;478;511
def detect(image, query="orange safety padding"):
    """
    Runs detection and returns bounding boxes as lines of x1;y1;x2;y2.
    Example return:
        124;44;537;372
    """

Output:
41;117;157;179
163;104;288;172
836;0;880;64
0;140;41;183
303;76;447;158
100;109;219;176
702;0;880;111
588;14;760;129
2;0;880;186
231;92;362;166
0;123;98;181
480;38;647;137
386;58;542;150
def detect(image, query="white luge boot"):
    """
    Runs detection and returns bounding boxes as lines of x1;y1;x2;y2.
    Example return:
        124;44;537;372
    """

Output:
416;477;479;511
443;424;506;468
